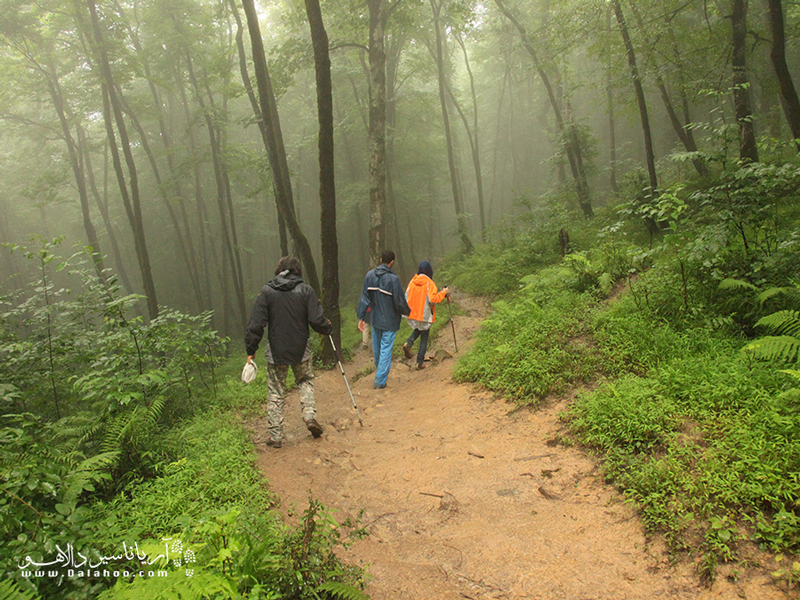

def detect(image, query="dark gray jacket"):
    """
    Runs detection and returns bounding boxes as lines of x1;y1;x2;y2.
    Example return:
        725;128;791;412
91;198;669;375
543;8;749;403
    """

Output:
245;272;332;365
356;263;410;331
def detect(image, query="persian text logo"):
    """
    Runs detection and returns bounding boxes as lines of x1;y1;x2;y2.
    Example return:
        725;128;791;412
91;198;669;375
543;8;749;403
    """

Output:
17;538;196;580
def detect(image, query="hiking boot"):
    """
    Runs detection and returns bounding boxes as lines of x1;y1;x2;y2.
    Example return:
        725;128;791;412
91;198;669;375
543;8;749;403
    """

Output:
306;419;323;438
265;439;282;449
416;363;426;370
402;343;413;359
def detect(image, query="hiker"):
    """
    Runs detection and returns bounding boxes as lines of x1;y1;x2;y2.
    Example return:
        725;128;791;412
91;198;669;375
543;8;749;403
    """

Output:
357;250;411;389
245;256;333;448
402;261;449;370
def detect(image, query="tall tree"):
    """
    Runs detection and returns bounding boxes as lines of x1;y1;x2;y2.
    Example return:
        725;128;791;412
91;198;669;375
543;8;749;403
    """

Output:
367;0;387;266
731;0;759;162
304;0;342;361
494;0;593;218
241;0;321;293
629;2;708;177
85;0;159;319
766;0;800;151
612;0;658;194
430;0;473;251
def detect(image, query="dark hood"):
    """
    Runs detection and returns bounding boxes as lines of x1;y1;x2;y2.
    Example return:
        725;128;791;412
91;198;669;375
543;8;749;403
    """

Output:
375;263;394;278
267;271;304;292
417;261;433;278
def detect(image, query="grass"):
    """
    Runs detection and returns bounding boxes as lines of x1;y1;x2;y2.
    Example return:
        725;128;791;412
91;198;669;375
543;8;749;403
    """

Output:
451;255;800;581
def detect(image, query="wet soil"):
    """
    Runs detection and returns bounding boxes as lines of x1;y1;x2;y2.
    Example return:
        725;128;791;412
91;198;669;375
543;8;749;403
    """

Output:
248;292;793;600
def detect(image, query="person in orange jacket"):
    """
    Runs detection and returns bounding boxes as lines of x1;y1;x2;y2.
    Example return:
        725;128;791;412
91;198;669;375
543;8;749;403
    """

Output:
402;261;449;370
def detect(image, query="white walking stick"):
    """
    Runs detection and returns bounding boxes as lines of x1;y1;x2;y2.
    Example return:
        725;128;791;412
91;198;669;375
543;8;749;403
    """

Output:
329;335;363;426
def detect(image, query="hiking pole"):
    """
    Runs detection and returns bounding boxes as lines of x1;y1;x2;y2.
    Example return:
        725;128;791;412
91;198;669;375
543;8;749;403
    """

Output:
328;335;363;426
446;295;458;353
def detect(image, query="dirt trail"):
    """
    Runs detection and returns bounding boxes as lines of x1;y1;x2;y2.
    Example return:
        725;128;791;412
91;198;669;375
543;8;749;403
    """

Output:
250;292;790;600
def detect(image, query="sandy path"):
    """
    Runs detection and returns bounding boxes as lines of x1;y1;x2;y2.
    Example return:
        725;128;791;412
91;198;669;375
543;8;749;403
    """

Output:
249;293;791;600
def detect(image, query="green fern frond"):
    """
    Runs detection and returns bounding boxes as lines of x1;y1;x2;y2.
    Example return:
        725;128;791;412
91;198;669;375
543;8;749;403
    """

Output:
758;283;800;308
0;578;40;600
780;369;800;382
756;310;800;337
145;396;166;427
744;336;800;364
718;278;757;292
317;582;370;600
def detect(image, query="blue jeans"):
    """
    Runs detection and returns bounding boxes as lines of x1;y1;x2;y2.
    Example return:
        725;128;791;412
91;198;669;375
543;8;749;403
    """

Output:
372;327;397;388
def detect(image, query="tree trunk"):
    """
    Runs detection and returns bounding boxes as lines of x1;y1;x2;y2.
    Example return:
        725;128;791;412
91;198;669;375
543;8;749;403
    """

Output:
117;89;206;312
183;52;248;329
45;74;106;280
367;0;387;266
431;0;473;252
79;128;135;294
304;0;341;363
386;34;406;270
241;0;321;293
766;0;800;150
629;2;708;177
494;0;592;217
86;0;159;319
612;0;658;194
732;0;759;162
228;0;290;259
454;32;486;242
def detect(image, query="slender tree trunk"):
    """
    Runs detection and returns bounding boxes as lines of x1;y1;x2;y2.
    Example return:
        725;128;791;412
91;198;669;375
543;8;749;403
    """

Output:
766;0;800;150
78;128;135;294
431;0;473;252
731;0;759;162
86;0;158;319
176;69;215;313
304;0;341;363
367;0;387;266
117;90;205;312
241;0;321;293
120;0;205;310
606;59;619;194
629;2;708;177
454;33;486;241
45;74;106;280
494;0;593;217
386;34;406;269
183;53;247;328
228;0;289;257
612;0;658;193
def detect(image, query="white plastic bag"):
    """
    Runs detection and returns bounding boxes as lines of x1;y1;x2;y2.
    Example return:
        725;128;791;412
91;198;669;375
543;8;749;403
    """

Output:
241;360;257;383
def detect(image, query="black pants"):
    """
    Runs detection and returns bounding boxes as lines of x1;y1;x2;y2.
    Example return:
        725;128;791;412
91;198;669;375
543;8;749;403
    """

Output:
405;328;429;365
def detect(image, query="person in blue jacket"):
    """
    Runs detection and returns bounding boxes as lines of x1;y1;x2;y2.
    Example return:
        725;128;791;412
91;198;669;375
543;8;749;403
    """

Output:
357;250;411;389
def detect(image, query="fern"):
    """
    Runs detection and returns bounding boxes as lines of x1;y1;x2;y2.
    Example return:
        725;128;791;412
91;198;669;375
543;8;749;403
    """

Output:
97;570;235;600
718;278;758;292
317;582;370;600
744;336;800;363
756;310;800;337
0;579;40;600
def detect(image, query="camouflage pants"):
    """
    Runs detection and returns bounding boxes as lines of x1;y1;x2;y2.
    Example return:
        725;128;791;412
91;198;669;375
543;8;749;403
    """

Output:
266;360;316;442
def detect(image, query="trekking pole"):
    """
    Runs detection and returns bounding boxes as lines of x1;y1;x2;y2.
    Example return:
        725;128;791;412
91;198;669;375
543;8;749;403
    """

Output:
446;295;458;353
328;335;363;426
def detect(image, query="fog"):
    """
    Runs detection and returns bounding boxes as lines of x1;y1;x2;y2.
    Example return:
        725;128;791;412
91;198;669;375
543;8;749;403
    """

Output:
1;0;798;338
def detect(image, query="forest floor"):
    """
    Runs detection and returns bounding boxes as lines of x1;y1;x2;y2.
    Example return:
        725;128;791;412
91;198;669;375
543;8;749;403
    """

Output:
248;292;793;600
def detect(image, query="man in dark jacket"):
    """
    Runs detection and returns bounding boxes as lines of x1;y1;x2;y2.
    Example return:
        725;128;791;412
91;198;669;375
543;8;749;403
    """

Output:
246;256;332;448
357;250;410;389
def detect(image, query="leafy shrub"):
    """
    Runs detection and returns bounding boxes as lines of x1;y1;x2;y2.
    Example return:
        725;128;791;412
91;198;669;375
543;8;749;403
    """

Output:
454;267;603;404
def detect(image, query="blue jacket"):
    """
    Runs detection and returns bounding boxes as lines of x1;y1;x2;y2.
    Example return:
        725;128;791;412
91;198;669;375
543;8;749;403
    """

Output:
357;264;410;331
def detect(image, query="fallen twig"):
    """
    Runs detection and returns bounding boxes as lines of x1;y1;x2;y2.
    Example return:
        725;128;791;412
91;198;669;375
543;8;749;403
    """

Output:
420;492;445;498
513;453;555;462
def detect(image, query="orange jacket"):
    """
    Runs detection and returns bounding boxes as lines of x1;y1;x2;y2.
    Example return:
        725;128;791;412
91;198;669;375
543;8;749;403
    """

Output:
405;274;447;323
